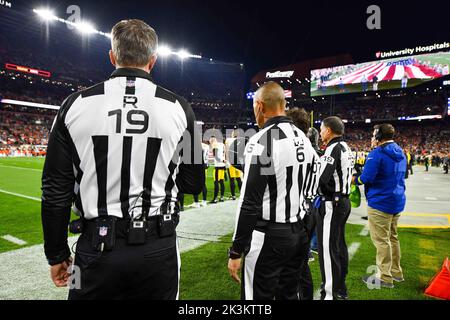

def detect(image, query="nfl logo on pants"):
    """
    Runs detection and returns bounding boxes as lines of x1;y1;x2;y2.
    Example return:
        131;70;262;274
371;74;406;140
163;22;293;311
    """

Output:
99;227;108;236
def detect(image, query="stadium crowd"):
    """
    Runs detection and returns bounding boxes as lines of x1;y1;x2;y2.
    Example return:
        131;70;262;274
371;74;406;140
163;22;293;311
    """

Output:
0;106;52;157
0;11;448;166
1;99;449;170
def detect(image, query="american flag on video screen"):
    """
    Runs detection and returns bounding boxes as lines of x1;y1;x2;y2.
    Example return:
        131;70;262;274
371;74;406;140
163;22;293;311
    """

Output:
447;98;450;116
284;90;292;98
325;61;444;86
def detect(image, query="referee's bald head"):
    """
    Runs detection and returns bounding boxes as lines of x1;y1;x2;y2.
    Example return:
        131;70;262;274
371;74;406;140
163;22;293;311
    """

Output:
254;81;286;111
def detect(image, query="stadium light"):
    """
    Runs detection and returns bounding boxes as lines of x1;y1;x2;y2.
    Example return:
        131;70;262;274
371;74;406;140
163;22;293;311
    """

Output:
177;49;190;60
33;8;110;38
157;45;172;57
76;22;97;34
32;8;202;59
33;8;57;21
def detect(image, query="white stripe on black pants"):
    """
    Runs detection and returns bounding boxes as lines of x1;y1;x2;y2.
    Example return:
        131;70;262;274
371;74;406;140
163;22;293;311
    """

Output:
316;197;351;300
241;223;309;300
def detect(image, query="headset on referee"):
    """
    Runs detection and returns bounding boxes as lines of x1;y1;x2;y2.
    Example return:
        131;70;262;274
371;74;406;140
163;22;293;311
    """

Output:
41;19;204;299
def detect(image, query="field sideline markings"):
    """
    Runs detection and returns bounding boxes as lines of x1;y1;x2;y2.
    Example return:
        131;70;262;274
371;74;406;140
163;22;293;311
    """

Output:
0;164;42;172
418;239;435;251
399;225;449;229
1;235;27;246
359;225;369;236
401;212;450;225
419;254;439;271
402;212;450;217
313;241;361;300
0;189;40;202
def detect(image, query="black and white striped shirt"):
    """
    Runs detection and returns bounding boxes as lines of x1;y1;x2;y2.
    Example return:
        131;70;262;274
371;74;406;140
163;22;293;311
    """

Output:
319;136;354;197
232;116;320;254
41;68;204;264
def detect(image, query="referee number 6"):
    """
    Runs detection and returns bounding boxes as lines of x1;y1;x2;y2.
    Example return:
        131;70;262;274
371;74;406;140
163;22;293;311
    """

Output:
108;109;149;134
296;147;305;163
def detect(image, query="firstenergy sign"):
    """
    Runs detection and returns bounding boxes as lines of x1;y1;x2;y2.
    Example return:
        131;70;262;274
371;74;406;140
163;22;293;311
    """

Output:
265;70;294;79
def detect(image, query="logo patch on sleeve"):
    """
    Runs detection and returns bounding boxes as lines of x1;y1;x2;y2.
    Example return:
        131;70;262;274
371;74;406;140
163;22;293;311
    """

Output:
321;155;335;165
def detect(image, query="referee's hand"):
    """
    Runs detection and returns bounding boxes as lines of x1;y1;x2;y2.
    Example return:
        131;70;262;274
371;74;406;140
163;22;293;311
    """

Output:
50;256;73;287
228;258;242;284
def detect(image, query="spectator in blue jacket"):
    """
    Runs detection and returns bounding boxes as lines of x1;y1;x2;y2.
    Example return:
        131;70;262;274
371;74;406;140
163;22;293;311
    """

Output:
353;123;406;289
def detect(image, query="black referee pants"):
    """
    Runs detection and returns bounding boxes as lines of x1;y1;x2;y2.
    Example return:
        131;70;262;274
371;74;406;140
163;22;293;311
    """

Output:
298;207;318;300
317;197;351;300
241;222;309;300
68;229;179;300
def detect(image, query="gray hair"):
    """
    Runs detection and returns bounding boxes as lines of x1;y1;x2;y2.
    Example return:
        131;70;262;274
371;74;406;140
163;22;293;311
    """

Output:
111;19;158;67
307;127;320;150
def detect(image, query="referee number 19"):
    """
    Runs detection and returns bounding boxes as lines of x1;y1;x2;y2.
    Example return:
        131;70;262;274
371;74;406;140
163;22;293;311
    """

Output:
108;109;149;134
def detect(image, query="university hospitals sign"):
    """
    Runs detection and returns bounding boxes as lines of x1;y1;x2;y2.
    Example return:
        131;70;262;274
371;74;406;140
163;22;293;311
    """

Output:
375;42;449;59
0;1;12;8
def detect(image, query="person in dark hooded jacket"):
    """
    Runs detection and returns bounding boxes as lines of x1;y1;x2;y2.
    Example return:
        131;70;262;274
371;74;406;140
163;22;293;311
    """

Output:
353;123;406;289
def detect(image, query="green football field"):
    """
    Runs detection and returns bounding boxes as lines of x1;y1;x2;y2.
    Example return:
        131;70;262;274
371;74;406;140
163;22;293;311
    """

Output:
180;226;450;300
0;157;449;300
0;157;238;253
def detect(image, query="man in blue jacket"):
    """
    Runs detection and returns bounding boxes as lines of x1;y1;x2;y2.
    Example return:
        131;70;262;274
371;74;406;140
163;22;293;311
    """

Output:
353;123;406;289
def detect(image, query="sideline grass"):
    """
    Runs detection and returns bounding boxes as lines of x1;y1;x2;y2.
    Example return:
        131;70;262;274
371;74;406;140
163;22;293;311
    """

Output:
179;225;450;300
1;157;449;300
0;157;239;253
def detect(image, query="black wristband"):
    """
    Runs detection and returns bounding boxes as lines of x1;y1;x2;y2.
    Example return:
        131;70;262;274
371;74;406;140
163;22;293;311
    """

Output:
228;247;242;259
47;248;71;266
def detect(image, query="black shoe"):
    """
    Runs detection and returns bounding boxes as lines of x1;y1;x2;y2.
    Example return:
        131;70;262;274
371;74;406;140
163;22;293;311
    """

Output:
210;199;218;204
219;197;224;202
335;293;349;300
393;276;405;282
361;216;368;220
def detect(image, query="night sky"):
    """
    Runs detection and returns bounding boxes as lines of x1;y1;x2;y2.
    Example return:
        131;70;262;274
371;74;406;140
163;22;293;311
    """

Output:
24;0;449;79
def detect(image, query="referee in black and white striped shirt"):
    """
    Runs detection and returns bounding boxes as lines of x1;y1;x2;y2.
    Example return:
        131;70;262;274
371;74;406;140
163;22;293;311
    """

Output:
41;19;204;299
317;116;354;300
227;82;320;300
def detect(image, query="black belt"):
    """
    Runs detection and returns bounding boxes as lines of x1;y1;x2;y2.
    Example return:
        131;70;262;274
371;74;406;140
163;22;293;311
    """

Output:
256;219;305;232
82;215;176;239
321;194;350;201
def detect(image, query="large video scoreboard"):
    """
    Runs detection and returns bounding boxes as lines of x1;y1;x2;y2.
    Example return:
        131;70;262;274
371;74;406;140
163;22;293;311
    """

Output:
310;51;450;97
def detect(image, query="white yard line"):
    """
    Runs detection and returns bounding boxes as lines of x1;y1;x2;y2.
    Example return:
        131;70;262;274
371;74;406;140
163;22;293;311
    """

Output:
348;242;361;259
0;164;42;172
0;189;40;202
359;225;370;236
313;241;362;300
425;197;438;201
0;200;238;299
1;235;27;246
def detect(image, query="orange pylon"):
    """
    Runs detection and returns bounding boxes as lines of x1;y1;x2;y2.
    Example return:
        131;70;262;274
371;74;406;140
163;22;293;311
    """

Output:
424;257;450;300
